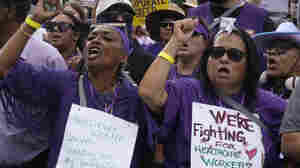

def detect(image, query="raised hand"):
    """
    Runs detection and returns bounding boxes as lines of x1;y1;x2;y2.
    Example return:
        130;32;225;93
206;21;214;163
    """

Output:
172;18;198;44
31;0;62;23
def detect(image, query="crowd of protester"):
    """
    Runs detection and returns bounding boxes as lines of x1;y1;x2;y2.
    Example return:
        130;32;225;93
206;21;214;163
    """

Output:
1;0;300;167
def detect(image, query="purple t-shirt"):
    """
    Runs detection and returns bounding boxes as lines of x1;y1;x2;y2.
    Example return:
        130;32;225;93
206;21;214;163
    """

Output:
167;65;200;81
144;42;164;57
0;62;157;168
159;78;286;168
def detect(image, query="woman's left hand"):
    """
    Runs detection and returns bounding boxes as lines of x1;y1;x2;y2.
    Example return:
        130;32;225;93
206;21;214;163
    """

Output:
67;56;82;71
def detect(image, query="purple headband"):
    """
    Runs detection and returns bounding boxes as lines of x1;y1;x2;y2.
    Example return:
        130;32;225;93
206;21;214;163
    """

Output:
111;26;132;56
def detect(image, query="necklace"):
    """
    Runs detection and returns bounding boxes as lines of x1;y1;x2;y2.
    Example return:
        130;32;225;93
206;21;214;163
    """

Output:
88;80;119;115
104;86;118;114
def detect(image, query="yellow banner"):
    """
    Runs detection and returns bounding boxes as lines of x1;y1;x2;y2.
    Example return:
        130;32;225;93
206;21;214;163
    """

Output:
132;0;169;27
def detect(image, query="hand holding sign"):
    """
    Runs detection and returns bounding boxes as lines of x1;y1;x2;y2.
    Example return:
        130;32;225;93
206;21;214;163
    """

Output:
56;104;138;168
191;102;265;168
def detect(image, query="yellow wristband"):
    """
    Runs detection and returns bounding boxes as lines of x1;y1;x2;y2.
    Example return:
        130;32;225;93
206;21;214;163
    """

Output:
25;16;41;30
158;51;175;64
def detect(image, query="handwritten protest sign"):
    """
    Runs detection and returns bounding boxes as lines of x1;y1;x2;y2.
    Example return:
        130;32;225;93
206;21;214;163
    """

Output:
56;104;138;168
132;0;169;26
191;102;265;168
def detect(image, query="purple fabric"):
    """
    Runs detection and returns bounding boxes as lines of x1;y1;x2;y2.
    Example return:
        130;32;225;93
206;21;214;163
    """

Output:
158;78;286;168
167;65;200;81
0;62;157;168
111;26;133;56
195;23;210;40
188;2;268;34
22;36;67;70
145;43;164;57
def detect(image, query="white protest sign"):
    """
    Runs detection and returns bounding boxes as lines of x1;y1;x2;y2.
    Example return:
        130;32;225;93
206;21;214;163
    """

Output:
56;104;138;168
191;102;265;168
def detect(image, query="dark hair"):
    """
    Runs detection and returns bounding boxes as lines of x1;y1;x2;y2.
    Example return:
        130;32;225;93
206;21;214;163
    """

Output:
60;10;89;51
8;0;31;23
267;39;300;51
198;29;261;111
64;2;87;23
95;3;134;51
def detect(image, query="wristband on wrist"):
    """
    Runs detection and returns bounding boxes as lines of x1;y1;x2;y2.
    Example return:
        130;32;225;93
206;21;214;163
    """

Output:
158;51;175;64
25;16;41;30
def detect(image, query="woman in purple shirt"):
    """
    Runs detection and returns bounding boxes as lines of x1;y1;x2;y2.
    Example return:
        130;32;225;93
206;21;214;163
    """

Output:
139;18;286;168
0;1;156;168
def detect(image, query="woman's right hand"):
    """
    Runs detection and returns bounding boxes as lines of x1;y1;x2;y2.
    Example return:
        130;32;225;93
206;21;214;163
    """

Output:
161;18;198;58
171;18;198;45
31;0;62;24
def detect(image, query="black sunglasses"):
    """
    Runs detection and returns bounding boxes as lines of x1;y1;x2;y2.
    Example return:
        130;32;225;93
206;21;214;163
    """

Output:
44;22;75;33
160;21;174;28
209;47;247;62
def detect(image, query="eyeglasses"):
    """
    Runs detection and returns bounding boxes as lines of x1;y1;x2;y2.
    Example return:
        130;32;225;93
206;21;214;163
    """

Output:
209;47;247;62
264;49;287;57
160;21;174;28
99;11;133;23
44;22;75;33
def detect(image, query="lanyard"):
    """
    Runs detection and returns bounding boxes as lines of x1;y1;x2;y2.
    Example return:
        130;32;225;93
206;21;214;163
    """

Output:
104;87;118;114
78;74;118;115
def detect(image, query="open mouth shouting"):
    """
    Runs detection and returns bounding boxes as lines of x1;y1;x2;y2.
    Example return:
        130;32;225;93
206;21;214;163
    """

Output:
87;46;103;60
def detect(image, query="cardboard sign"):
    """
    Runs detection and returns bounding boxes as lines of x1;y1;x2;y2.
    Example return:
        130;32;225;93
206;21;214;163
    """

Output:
132;0;169;26
191;102;265;168
56;104;138;168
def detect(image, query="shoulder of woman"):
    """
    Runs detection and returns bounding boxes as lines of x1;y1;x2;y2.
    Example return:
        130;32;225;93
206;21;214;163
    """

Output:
256;88;287;109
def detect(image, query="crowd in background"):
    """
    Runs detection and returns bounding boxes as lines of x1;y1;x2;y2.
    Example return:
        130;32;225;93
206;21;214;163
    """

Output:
1;0;300;168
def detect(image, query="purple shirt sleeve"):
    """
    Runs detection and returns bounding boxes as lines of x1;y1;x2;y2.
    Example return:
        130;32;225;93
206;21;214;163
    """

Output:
21;38;68;70
256;89;286;135
0;61;66;105
158;80;182;141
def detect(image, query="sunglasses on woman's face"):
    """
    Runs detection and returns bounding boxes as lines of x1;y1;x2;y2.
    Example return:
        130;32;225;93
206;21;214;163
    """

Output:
209;47;247;62
160;21;174;28
44;22;75;33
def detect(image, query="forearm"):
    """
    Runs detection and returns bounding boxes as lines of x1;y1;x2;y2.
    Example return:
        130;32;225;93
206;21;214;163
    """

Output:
0;23;35;77
139;37;181;112
281;133;300;161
